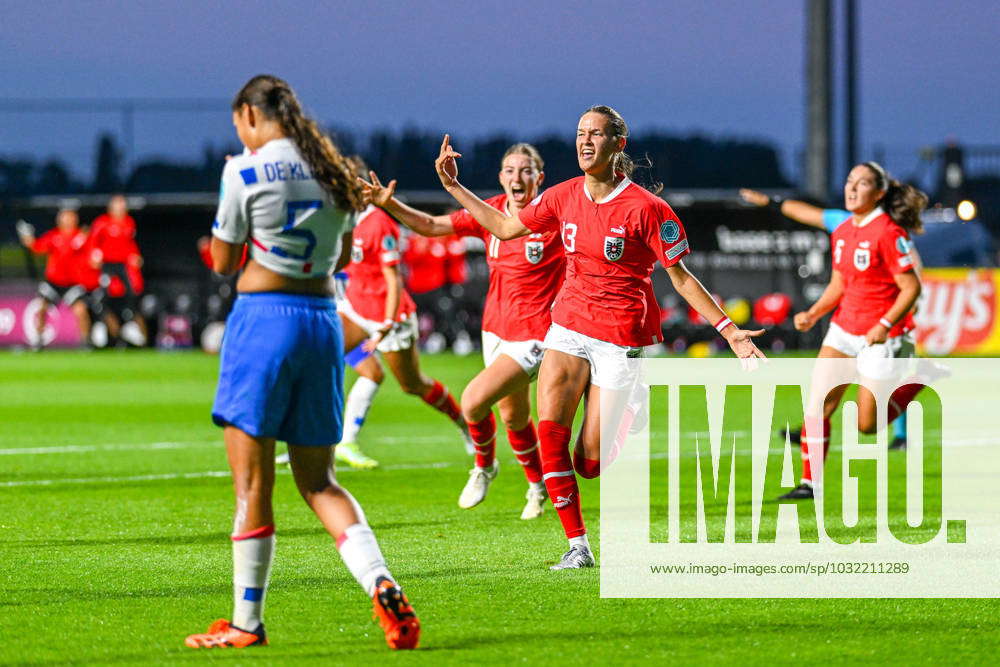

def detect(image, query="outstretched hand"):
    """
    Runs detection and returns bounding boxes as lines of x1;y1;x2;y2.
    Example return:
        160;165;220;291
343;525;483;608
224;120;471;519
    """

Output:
357;170;397;208
724;327;767;369
434;134;462;189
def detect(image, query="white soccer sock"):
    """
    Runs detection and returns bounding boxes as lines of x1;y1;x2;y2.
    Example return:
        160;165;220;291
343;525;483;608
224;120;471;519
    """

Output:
569;534;590;550
341;377;380;443
231;528;275;631
337;523;392;597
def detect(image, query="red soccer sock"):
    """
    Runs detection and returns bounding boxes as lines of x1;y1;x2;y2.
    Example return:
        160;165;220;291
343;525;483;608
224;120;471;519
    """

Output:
800;418;831;485
507;420;543;484
421;379;461;421
572;444;601;479
468;413;497;468
538;420;586;538
887;381;926;423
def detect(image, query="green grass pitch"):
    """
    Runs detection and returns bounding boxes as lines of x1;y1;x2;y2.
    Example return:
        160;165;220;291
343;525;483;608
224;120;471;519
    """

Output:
0;350;996;664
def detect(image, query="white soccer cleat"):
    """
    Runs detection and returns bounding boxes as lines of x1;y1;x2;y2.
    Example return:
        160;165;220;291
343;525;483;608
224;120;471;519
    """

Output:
457;460;499;509
520;484;547;520
275;452;290;465
550;544;596;570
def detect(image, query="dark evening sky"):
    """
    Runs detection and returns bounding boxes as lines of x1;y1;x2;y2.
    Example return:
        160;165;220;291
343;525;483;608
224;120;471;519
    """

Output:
1;0;996;181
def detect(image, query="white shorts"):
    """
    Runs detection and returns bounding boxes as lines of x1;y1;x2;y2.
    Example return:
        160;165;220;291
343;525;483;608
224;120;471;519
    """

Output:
543;323;642;390
337;298;418;353
822;321;915;380
481;330;545;379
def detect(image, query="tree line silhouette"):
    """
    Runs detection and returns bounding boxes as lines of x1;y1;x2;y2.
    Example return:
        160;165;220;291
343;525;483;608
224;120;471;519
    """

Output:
0;127;790;197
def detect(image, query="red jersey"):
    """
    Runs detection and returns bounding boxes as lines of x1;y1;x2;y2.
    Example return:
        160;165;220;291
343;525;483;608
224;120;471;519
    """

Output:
89;213;139;264
403;234;448;294
32;228;88;286
451;194;565;341
518;176;690;346
444;235;467;285
344;206;416;322
830;208;915;336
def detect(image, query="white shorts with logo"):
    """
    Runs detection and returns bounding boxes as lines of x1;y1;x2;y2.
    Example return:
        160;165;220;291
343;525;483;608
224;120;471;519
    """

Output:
337;297;418;353
481;330;545;379
822;321;915;379
543;323;642;390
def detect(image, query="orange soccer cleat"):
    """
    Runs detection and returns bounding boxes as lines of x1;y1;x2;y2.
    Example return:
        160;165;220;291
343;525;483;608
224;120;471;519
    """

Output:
184;619;267;649
372;577;421;650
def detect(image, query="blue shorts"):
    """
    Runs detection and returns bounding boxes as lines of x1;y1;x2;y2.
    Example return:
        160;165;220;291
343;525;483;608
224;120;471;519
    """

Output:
212;292;344;446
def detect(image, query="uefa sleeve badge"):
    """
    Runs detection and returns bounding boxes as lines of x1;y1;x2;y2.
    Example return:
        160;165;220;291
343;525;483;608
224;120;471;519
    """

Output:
660;219;680;243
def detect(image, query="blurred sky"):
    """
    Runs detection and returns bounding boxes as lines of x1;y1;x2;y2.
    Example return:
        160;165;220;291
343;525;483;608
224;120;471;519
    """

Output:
0;0;997;182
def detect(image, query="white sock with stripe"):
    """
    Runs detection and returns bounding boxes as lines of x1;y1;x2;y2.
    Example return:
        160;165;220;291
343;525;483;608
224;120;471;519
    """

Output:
231;526;275;631
341;377;380;444
337;523;392;597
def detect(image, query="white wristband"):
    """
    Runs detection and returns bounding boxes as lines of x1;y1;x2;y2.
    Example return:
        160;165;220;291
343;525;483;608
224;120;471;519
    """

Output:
714;316;734;334
879;317;893;329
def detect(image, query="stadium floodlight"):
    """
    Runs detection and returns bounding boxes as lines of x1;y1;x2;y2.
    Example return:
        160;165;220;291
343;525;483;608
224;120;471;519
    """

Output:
957;199;977;221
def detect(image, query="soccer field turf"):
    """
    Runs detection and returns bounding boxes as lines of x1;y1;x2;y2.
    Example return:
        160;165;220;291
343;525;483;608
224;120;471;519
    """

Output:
1;350;996;664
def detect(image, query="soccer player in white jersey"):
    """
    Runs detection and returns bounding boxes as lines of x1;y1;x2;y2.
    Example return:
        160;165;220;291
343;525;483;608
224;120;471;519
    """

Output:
184;75;419;651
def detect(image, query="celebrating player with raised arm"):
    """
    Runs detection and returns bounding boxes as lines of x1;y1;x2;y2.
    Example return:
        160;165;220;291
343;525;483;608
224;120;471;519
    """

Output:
430;106;766;569
185;75;419;651
17;208;92;347
360;143;563;519
776;162;927;500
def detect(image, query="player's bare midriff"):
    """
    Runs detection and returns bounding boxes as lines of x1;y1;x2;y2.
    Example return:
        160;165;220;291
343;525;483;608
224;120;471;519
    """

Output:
236;259;334;297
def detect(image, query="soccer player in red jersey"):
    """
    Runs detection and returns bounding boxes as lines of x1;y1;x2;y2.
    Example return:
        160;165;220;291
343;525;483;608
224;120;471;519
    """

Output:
739;186;928;451
333;187;474;468
360;143;561;518
17;208;92;347
88;194;148;345
783;162;928;499
428;106;766;569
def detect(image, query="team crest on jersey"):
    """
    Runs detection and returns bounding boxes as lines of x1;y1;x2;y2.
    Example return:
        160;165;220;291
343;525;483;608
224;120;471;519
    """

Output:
660;219;680;243
351;241;364;263
853;248;871;271
604;236;625;261
525;240;544;264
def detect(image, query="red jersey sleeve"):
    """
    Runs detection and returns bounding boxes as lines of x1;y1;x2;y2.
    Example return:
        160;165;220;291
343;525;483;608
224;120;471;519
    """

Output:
377;218;403;268
646;201;690;267
449;208;483;238
879;226;915;275
31;231;55;254
518;189;560;234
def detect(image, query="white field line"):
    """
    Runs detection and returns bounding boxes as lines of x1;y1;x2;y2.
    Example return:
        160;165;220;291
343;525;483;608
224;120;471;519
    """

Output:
2;436;994;489
0;461;454;488
0;441;214;456
0;436;446;456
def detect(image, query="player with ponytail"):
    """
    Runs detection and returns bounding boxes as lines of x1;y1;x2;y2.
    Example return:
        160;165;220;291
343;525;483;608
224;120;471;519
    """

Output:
427;105;765;569
185;75;419;650
782;162;928;500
